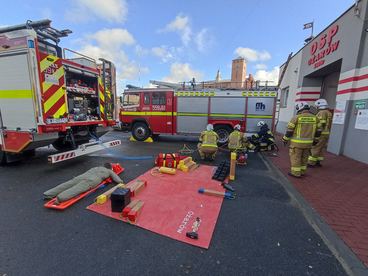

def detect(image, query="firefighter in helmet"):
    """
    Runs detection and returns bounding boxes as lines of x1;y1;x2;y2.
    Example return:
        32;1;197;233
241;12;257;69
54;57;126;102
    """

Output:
282;102;322;178
251;121;275;151
228;124;246;151
308;99;333;167
198;124;219;161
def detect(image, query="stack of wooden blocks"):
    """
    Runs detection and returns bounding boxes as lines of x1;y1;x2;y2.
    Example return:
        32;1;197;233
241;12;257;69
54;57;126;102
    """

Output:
177;157;198;172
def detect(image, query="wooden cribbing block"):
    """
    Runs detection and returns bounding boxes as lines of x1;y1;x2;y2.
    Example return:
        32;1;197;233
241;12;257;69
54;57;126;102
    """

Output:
128;200;145;224
95;183;126;204
128;179;147;197
122;199;140;218
178;157;197;172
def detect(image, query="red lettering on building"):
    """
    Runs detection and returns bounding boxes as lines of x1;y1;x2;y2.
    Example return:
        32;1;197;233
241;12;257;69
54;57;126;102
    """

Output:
308;24;340;68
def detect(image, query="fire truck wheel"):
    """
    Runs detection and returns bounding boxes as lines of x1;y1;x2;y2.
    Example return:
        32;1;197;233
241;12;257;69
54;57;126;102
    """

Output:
132;122;151;141
0;150;6;165
214;125;232;145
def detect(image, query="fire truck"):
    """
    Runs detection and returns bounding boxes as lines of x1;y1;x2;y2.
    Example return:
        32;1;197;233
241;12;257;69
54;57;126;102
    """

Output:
0;20;119;164
119;85;277;143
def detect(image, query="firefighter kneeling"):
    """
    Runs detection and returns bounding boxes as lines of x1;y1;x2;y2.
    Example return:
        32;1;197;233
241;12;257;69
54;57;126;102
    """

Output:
282;102;322;178
250;121;275;151
198;124;219;161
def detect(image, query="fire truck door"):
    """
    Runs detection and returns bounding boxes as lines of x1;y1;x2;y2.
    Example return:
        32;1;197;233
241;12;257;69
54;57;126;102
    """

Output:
151;92;170;134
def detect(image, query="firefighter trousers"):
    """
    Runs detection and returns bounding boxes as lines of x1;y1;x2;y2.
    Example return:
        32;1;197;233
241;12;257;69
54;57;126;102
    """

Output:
289;146;311;177
198;143;218;160
308;135;329;165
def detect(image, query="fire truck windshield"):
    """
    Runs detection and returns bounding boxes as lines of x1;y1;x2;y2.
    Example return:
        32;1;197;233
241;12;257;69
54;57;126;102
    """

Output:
122;93;140;107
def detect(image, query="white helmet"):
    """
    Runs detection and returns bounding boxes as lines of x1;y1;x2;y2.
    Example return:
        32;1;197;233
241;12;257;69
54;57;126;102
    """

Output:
257;121;265;127
206;124;214;131
295;101;310;113
234;124;241;131
315;99;328;109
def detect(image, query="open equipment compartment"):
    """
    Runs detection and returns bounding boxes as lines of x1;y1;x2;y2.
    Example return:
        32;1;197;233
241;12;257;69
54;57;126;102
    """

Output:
65;69;100;122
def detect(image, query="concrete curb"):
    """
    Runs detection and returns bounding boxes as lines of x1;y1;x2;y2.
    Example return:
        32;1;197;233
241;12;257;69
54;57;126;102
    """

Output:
260;153;368;276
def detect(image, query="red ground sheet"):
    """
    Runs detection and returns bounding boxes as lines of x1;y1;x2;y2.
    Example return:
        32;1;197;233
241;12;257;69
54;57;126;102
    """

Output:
87;165;224;249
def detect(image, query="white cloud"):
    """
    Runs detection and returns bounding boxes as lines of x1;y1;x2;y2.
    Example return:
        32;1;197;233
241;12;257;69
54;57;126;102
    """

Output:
151;46;175;63
88;28;135;49
255;64;268;70
77;28;148;90
163;63;203;83
160;14;192;45
254;66;279;84
66;0;128;23
235;47;271;62
195;28;213;52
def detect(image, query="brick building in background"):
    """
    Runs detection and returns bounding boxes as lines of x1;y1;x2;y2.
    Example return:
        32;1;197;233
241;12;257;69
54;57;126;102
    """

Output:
203;57;256;89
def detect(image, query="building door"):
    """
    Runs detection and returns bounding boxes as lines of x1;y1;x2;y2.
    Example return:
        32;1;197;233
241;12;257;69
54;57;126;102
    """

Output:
321;72;340;109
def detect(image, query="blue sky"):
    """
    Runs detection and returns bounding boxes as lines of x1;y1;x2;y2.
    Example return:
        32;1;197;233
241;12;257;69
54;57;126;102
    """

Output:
1;0;354;93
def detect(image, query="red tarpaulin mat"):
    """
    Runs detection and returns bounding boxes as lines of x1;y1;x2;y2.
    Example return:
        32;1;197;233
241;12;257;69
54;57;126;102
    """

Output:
87;165;224;249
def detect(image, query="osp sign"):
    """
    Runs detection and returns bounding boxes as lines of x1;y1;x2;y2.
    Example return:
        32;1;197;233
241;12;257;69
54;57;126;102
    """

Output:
308;24;340;69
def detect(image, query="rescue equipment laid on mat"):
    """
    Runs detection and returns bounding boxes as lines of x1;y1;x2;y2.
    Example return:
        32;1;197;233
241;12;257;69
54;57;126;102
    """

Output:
155;153;182;168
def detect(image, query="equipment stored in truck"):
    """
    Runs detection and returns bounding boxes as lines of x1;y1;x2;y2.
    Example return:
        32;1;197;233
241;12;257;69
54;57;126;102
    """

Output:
0;20;118;164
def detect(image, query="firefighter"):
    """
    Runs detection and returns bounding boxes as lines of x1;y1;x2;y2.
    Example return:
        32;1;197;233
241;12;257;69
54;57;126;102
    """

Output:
228;124;246;151
308;99;333;167
198;124;219;161
282;102;321;178
251;121;275;151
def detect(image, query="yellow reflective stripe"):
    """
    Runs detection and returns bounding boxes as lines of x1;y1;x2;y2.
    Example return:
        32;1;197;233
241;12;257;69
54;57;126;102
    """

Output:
247;115;273;119
40;55;59;72
53;103;67;118
287;122;295;128
0;89;32;99
99;90;105;102
298;116;316;123
202;144;218;148
319;119;327;123
282;135;290;141
291;139;313;144
42;67;65;92
291;167;301;172
300;165;307;170
121;111;172;116
322;131;330;135
177;112;207;117
296;124;301;138
308;156;318;161
317;157;324;161
210;113;244;118
44;87;64;113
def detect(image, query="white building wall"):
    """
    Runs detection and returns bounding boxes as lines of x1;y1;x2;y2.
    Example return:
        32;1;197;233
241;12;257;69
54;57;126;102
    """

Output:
276;51;302;133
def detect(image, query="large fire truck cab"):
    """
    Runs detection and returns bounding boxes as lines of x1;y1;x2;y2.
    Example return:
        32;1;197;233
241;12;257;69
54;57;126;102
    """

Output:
120;88;277;143
0;20;117;164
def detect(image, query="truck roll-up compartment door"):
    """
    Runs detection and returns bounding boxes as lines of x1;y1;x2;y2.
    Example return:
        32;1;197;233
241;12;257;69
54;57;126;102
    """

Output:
0;53;37;130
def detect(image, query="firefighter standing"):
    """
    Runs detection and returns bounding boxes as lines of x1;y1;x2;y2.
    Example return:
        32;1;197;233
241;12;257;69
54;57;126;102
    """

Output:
282;102;321;178
308;99;333;167
198;124;219;161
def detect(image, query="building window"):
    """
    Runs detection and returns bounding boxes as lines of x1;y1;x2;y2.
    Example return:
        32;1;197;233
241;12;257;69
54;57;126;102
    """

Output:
280;88;289;108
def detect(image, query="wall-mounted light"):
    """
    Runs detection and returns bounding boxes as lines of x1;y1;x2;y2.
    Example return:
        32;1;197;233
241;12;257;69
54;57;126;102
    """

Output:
294;67;298;73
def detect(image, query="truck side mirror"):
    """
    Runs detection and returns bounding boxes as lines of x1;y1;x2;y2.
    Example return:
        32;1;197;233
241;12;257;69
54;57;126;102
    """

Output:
120;96;123;103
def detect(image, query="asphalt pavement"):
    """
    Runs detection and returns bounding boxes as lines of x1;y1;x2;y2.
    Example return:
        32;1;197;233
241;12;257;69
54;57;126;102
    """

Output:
0;131;346;275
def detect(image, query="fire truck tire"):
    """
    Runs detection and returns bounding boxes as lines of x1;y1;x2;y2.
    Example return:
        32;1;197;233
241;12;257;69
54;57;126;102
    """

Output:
214;125;232;145
0;150;6;165
132;122;151;141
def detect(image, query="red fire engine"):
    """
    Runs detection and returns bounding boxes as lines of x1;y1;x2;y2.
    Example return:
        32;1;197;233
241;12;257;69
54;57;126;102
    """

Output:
0;20;119;164
119;87;277;143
